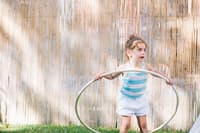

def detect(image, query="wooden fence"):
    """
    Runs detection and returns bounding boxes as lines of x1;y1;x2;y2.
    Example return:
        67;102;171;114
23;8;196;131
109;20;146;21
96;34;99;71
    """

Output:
0;0;200;131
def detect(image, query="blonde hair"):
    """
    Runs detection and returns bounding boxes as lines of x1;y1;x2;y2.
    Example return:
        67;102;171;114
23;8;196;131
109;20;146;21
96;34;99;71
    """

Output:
125;34;148;60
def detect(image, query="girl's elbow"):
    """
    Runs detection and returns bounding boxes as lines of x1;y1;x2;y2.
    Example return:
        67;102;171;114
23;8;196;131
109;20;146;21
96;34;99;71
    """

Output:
108;76;114;80
103;76;113;80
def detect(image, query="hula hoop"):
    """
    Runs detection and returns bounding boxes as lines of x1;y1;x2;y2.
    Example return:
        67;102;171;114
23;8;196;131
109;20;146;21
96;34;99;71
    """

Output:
75;69;179;133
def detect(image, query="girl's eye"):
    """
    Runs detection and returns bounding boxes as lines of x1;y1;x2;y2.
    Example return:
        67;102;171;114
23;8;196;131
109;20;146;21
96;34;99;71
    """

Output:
138;48;142;51
138;48;146;51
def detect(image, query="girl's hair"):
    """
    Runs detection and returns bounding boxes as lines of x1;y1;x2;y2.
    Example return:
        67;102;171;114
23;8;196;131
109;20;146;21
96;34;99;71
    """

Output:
125;34;148;60
125;34;147;50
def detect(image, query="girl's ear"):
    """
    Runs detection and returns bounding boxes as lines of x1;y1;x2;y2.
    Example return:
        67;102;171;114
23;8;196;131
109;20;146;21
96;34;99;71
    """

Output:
126;49;132;58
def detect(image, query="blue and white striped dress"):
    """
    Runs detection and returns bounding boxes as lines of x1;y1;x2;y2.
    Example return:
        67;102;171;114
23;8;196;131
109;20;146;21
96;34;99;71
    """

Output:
117;64;149;116
120;69;148;99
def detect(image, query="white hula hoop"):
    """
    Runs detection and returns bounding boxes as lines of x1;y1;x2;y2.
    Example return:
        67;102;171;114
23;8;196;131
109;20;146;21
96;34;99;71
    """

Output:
75;69;179;133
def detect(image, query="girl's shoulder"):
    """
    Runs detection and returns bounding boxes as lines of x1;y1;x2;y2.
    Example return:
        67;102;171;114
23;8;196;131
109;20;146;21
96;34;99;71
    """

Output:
117;63;129;70
116;64;128;76
145;63;154;71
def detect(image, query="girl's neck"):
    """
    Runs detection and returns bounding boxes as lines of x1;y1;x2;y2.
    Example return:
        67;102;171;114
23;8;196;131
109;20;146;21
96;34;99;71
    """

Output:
128;60;142;68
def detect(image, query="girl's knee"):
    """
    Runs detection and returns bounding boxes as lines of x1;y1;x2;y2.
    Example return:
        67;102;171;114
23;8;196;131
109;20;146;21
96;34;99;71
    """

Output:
139;122;148;133
140;122;147;129
121;122;130;130
121;121;131;132
120;116;131;132
140;124;148;133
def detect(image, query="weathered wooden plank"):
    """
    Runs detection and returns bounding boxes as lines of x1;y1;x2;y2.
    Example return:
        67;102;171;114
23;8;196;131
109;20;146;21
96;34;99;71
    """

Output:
0;0;199;131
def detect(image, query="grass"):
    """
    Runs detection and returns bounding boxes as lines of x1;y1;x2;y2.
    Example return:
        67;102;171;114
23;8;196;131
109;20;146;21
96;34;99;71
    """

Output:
0;124;188;133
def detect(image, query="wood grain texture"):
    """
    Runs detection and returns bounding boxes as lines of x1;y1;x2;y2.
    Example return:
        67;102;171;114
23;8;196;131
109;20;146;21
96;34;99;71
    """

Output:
0;0;199;131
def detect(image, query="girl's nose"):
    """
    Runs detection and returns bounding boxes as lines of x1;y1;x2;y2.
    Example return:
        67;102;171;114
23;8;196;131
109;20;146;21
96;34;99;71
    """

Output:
141;51;145;54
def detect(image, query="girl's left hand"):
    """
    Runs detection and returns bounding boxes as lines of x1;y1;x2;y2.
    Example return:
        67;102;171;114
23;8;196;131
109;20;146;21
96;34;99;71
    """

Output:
166;78;173;86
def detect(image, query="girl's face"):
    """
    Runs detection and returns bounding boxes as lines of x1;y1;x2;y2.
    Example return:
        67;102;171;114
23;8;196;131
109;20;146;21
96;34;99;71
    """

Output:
127;43;146;62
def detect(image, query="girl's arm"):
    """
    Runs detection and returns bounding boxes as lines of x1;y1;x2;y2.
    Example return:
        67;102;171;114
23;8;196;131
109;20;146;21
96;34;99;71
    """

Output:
95;65;124;80
95;71;122;80
146;64;173;85
102;72;122;80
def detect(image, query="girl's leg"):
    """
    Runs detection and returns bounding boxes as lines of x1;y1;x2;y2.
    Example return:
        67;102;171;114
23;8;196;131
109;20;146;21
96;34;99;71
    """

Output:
120;116;131;133
136;115;148;133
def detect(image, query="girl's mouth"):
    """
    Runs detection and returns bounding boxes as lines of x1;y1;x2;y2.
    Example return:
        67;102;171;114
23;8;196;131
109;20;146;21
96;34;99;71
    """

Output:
140;56;144;59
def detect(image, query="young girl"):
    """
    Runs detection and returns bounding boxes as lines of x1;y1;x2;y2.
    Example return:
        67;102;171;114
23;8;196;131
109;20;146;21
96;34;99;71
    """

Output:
96;35;173;133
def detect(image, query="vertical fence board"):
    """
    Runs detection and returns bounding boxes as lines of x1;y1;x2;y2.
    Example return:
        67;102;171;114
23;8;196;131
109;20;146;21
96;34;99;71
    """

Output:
0;0;199;131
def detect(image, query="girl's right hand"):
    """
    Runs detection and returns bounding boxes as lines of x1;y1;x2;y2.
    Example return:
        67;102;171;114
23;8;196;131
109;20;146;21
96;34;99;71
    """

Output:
166;78;173;86
95;72;105;80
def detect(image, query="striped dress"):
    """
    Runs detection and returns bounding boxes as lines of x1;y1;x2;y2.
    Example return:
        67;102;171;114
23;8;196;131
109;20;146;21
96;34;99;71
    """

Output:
120;70;148;99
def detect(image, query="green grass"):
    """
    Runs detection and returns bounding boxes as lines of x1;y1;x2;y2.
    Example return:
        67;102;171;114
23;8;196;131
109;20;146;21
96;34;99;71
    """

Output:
0;124;188;133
